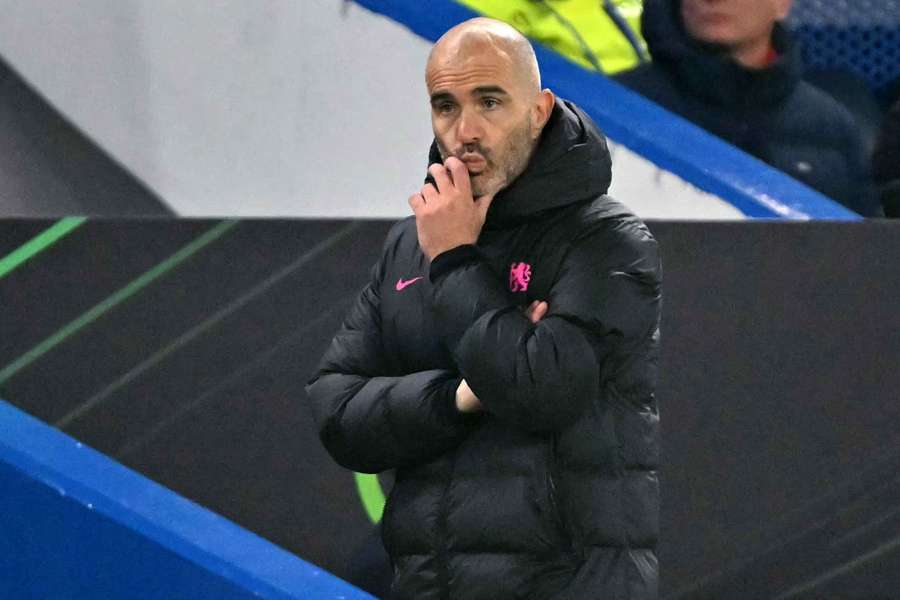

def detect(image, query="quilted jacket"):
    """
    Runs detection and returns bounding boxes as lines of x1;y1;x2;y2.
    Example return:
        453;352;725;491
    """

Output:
308;98;662;599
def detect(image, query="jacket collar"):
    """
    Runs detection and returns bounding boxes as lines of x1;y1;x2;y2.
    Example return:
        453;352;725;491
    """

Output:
427;98;612;230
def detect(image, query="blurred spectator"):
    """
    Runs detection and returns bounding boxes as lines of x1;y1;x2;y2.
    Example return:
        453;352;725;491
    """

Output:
872;98;900;218
456;0;647;74
803;67;883;162
616;0;883;217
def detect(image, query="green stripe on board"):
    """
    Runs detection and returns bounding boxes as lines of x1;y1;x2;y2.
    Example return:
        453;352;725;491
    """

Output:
355;473;386;524
55;222;360;429
0;217;87;280
0;220;239;386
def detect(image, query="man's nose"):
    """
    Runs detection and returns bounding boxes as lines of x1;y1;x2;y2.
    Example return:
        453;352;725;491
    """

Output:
456;108;484;144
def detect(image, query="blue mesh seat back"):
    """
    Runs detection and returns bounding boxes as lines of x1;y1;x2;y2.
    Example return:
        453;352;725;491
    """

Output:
789;0;900;103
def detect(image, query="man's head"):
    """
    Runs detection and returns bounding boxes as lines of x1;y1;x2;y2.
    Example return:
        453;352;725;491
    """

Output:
426;18;555;198
681;0;793;65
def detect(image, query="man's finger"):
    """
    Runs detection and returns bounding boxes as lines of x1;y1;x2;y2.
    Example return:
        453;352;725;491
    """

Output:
409;193;425;213
421;183;439;203
445;157;472;199
428;163;453;194
532;301;549;323
524;300;548;323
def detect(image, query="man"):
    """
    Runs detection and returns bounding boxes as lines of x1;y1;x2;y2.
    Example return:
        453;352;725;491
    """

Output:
615;0;883;217
308;18;662;599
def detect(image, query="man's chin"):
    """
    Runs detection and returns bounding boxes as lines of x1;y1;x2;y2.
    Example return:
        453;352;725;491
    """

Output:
472;176;509;200
471;184;491;199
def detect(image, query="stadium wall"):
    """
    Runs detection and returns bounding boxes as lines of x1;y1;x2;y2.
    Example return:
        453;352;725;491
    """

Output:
0;0;855;219
1;219;897;597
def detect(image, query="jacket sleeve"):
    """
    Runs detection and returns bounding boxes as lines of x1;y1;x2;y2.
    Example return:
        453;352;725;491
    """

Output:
429;218;661;433
306;233;477;474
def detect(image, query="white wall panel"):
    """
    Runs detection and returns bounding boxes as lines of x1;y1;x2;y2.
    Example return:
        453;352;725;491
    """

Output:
0;0;743;219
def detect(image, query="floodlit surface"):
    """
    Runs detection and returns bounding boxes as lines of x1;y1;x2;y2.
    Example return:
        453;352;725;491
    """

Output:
0;0;744;218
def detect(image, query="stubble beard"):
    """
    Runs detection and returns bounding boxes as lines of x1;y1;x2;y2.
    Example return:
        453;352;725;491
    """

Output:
437;115;536;199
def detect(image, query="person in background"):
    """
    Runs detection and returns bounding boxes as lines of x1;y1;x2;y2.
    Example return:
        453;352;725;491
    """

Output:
456;0;647;74
616;0;884;217
872;97;900;218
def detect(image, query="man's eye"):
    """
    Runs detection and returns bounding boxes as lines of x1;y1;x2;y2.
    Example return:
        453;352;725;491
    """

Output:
482;98;500;109
437;103;456;114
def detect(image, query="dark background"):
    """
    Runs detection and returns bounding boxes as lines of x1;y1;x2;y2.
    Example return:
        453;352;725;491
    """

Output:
1;219;898;598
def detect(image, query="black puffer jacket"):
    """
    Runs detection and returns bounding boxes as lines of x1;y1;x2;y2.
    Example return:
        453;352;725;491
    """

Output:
308;99;662;599
615;0;882;217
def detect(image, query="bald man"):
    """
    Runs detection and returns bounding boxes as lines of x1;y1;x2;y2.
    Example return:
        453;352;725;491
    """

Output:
308;18;662;599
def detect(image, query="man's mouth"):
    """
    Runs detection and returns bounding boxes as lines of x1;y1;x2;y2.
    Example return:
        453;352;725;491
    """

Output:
460;154;487;174
695;9;730;27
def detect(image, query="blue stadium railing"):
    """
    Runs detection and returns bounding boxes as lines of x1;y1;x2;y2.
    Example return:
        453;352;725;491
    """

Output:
0;400;374;600
353;0;862;221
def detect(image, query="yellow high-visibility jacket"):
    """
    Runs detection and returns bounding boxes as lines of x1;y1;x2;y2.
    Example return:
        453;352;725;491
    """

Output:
455;0;646;74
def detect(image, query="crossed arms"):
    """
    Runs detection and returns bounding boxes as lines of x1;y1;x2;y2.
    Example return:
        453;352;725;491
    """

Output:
306;217;661;474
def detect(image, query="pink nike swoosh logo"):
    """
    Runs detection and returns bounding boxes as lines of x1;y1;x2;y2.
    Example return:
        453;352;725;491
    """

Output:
395;277;423;291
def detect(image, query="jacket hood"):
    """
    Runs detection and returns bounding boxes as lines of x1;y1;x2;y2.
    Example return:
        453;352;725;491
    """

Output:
641;0;802;107
428;98;612;229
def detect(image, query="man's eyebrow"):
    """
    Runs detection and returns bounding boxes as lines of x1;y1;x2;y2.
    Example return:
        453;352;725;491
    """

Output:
472;86;510;97
430;92;456;105
430;86;510;105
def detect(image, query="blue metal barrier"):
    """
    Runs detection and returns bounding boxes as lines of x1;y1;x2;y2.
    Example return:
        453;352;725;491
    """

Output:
0;400;374;600
353;0;862;220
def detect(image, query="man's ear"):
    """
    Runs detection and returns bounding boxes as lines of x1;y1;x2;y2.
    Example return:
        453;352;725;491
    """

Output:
532;89;556;137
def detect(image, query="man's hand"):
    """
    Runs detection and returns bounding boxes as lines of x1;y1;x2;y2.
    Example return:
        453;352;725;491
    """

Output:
455;379;481;413
409;157;495;261
455;300;549;414
524;300;548;324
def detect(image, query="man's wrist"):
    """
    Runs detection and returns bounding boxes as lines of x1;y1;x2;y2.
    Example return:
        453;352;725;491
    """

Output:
437;376;481;424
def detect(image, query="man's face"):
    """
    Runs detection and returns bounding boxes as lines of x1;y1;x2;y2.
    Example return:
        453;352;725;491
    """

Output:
681;0;792;50
426;40;538;199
